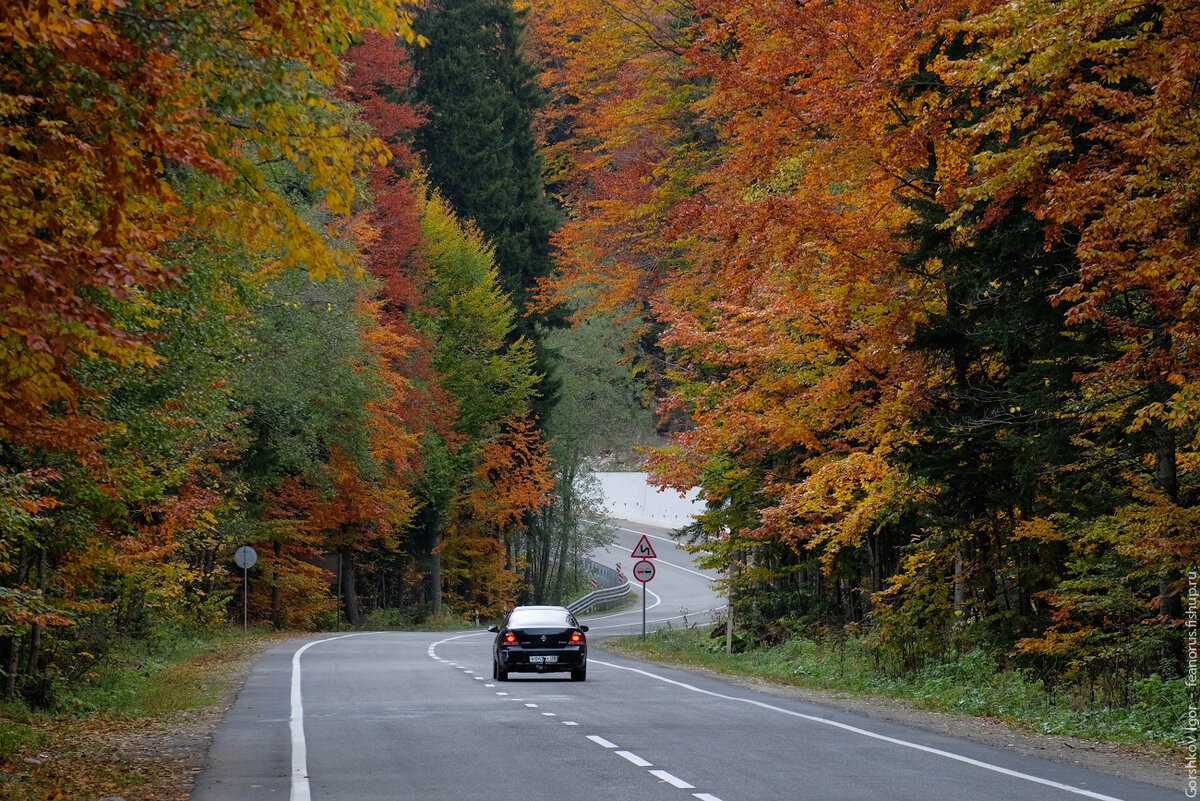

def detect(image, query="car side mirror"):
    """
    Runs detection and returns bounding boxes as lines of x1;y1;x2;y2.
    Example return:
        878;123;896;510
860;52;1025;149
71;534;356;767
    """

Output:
487;625;500;633
580;625;589;632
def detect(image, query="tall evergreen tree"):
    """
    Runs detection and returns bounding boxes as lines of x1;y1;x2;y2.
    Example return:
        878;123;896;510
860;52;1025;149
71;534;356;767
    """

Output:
408;0;564;418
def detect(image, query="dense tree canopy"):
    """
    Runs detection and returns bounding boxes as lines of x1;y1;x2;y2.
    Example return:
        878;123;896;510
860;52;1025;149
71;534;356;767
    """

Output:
529;0;1198;682
5;0;1193;713
0;0;526;704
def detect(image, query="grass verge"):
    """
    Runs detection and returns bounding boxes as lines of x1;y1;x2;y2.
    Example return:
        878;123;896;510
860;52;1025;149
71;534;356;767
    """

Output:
0;627;283;801
610;624;1189;751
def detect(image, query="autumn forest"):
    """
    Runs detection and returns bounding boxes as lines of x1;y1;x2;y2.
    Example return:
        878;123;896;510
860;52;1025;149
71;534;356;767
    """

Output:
2;0;1197;713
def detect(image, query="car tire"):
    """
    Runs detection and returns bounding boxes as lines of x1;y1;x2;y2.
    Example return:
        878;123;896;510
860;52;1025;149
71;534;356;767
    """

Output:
570;664;586;682
494;659;508;681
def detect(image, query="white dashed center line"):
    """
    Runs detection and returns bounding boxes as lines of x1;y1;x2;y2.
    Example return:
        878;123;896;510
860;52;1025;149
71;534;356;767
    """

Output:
615;750;653;767
651;770;695;789
429;635;724;801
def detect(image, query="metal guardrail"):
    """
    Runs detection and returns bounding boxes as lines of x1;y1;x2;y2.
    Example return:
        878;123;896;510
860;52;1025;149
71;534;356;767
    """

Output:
567;558;632;615
567;581;632;615
589;560;622;588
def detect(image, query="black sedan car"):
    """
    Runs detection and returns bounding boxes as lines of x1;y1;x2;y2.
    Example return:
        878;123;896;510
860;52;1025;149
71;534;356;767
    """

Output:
488;605;588;681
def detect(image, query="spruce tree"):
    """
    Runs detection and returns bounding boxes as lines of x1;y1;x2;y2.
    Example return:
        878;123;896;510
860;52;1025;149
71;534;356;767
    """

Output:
408;0;564;420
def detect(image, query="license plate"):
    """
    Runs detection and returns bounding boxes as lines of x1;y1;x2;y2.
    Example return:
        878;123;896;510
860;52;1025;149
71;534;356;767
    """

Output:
529;655;557;664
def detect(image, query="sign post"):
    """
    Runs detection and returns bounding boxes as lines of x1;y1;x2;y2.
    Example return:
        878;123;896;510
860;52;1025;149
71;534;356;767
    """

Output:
234;546;257;633
630;534;658;639
633;560;656;639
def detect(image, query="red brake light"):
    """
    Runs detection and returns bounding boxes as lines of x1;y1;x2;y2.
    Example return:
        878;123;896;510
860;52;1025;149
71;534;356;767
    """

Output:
570;631;584;643
504;632;516;643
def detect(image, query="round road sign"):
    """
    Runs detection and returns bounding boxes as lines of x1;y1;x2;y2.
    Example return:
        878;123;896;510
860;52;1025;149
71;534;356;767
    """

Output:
234;545;258;569
633;559;655;583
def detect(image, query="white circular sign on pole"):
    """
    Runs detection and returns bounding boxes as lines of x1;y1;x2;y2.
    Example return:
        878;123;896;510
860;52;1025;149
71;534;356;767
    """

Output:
633;559;655;583
234;546;257;634
234;545;258;569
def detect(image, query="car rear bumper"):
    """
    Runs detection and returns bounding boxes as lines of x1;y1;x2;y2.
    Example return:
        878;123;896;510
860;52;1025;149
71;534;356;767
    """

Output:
498;647;586;672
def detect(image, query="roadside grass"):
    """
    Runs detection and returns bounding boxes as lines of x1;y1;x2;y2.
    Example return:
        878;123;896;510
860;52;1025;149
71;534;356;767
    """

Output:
0;627;282;801
360;606;485;631
611;624;1189;750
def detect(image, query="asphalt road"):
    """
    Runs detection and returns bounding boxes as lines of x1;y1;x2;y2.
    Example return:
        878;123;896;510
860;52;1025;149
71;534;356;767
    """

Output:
192;519;1177;801
584;520;724;637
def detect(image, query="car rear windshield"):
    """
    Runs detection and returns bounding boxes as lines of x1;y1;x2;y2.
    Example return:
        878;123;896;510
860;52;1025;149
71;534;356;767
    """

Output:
509;608;574;628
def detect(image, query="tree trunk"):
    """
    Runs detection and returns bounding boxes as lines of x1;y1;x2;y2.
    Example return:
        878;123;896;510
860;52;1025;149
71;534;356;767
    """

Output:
551;519;570;606
4;541;31;699
1151;374;1183;667
426;548;441;613
24;546;47;695
550;465;577;605
953;552;965;626
26;549;49;705
340;549;364;627
538;533;552;602
270;540;282;628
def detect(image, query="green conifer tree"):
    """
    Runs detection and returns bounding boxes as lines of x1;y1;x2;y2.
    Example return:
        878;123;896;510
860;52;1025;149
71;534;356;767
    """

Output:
408;0;565;419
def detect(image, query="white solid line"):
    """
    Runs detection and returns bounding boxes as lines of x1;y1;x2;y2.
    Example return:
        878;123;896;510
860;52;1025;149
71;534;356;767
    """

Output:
588;735;619;748
615;750;653;767
584;605;727;632
693;794;724;801
650;770;695;789
290;633;372;801
590;660;1131;801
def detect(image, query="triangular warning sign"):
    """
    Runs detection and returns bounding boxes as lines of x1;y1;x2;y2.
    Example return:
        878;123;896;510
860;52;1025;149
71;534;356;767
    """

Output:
631;534;657;559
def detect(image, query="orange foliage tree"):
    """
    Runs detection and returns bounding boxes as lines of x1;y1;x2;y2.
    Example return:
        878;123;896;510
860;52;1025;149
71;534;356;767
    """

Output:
531;0;1197;678
0;0;423;701
931;0;1200;668
442;417;556;616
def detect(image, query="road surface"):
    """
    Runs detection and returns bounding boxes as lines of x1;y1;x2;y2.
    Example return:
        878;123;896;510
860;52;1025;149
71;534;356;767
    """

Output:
192;518;1176;801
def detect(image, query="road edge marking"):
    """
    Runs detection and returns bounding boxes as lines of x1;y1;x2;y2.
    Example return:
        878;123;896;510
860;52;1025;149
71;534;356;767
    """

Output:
590;659;1132;801
290;632;373;801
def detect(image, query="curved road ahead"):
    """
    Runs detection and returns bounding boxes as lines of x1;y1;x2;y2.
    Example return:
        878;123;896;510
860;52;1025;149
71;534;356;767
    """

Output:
192;518;1175;801
584;520;723;637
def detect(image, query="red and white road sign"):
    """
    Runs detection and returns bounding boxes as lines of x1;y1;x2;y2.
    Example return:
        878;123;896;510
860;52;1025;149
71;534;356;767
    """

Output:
631;534;657;559
633;559;656;583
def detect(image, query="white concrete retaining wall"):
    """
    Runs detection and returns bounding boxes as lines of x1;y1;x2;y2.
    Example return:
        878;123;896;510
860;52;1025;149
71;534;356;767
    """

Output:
594;471;705;529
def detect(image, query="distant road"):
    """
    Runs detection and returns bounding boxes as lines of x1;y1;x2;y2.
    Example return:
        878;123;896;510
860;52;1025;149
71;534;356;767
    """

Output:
584;518;723;637
192;518;1175;801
